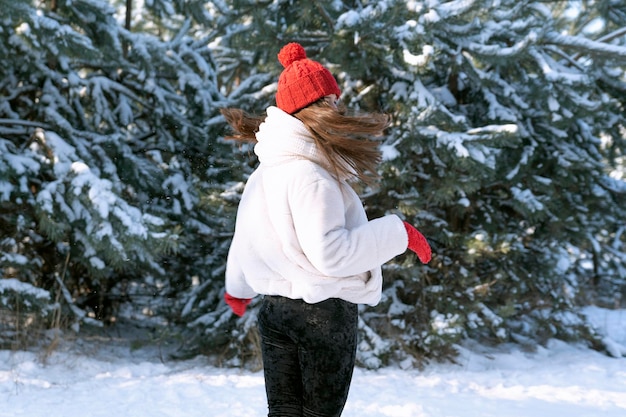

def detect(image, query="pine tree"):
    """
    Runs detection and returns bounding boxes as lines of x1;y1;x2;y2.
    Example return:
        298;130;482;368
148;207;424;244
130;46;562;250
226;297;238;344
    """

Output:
551;0;626;307
170;0;278;361
186;0;626;367
2;0;624;366
0;0;227;329
347;0;626;362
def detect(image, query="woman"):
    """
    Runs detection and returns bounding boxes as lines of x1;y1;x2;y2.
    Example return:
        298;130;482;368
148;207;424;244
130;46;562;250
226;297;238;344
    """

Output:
222;42;431;417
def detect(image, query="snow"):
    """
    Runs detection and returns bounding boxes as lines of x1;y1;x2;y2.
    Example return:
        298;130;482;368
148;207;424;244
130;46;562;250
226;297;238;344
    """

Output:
0;182;11;202
402;45;434;68
1;307;625;417
380;144;401;161
511;186;544;212
545;31;626;59
0;279;50;301
337;10;361;28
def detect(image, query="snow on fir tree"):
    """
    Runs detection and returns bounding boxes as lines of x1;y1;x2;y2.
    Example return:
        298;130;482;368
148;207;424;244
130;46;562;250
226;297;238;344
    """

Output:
1;0;625;366
0;0;235;334
198;0;626;366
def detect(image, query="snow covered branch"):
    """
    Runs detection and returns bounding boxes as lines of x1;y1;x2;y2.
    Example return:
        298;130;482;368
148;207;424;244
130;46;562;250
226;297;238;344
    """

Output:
544;31;626;62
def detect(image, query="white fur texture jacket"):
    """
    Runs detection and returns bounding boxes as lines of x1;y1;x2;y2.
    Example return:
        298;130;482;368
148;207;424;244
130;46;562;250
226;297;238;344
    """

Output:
225;106;408;306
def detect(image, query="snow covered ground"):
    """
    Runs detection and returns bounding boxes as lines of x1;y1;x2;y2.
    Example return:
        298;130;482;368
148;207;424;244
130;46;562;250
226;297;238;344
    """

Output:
1;306;625;417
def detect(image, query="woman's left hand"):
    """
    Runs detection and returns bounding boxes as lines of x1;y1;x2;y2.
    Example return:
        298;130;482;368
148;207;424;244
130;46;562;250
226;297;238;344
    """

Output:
224;292;252;317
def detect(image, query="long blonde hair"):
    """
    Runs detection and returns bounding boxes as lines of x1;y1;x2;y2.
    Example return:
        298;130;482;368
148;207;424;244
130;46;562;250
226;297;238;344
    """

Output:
221;99;390;185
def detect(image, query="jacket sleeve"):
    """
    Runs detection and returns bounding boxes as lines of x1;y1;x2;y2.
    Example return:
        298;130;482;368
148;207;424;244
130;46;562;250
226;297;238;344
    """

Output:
290;177;408;277
225;237;258;299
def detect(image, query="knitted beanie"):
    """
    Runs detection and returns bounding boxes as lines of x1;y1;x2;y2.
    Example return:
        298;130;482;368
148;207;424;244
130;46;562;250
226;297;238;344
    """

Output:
276;43;341;114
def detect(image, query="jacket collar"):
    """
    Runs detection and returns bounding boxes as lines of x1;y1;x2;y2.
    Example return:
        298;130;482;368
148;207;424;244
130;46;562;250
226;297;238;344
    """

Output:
254;106;327;167
254;106;357;182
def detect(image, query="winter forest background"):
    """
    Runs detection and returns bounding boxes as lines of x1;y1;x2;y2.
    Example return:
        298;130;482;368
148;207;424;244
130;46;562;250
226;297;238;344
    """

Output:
1;0;625;369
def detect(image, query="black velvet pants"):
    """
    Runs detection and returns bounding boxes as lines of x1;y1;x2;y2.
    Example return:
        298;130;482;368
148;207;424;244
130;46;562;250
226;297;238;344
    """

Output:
257;295;359;417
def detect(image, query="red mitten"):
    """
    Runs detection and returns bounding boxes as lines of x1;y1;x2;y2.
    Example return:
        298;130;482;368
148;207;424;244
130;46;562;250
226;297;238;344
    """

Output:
224;292;252;317
403;221;432;264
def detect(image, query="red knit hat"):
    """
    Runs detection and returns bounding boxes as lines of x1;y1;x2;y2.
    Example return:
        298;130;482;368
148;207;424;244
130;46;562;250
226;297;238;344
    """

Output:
276;43;341;114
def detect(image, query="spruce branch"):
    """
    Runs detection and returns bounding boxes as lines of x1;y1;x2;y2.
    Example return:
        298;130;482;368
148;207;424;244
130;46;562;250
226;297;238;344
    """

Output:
544;31;626;62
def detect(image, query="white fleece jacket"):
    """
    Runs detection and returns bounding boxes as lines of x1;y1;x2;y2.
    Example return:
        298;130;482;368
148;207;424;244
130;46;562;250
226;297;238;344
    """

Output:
225;106;408;306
